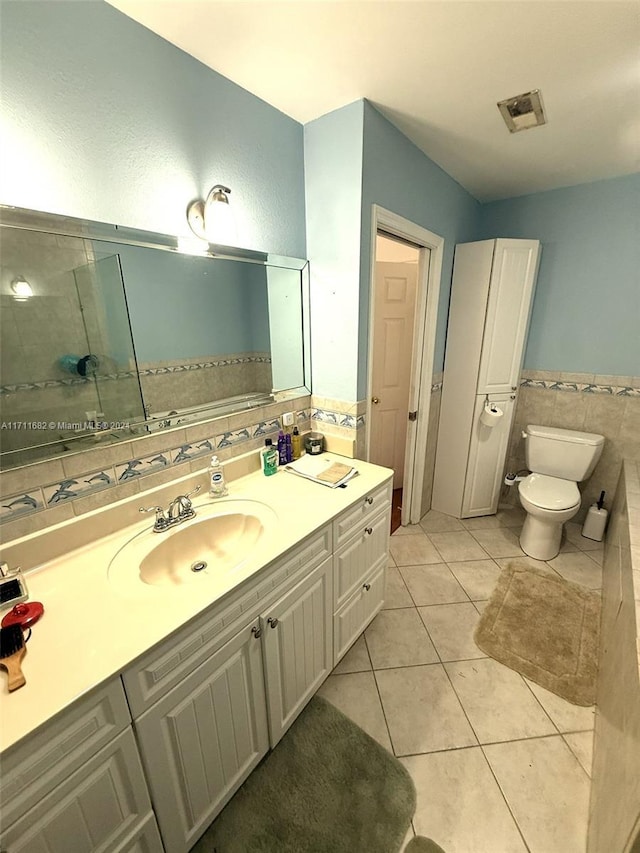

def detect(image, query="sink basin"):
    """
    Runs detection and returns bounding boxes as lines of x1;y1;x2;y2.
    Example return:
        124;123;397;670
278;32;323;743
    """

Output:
108;499;277;592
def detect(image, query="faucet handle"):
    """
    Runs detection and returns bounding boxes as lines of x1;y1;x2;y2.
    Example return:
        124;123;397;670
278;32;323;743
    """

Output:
185;485;201;500
139;505;169;531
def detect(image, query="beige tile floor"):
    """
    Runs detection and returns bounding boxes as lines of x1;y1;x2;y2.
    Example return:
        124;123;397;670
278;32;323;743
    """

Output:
318;509;603;853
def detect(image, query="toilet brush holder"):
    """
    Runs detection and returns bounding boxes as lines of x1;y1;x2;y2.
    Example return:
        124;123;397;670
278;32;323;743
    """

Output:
582;491;608;541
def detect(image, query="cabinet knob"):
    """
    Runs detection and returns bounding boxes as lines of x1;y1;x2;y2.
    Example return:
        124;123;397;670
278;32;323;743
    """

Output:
511;386;517;391
365;497;374;505
251;626;262;639
267;617;279;629
364;527;373;535
363;583;371;591
371;397;379;404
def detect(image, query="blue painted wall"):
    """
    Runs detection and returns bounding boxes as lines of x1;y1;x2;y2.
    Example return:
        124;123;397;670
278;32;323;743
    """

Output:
3;0;637;402
0;0;306;257
304;101;365;400
479;174;640;375
361;102;480;395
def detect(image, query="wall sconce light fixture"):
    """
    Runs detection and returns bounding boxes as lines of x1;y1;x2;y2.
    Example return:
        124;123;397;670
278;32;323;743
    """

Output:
11;276;33;300
187;184;237;244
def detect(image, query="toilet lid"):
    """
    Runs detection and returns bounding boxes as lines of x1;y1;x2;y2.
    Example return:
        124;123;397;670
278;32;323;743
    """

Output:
519;474;580;510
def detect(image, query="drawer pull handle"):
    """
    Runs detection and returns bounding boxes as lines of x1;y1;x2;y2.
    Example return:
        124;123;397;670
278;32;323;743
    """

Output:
363;583;371;591
251;626;262;639
267;617;279;629
364;527;373;535
365;497;374;505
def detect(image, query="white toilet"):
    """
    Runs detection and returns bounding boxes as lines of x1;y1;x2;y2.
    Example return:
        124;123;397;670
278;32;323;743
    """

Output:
518;424;605;560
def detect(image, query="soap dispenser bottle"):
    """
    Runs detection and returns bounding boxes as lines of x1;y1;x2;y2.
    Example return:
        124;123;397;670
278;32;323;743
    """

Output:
208;456;228;497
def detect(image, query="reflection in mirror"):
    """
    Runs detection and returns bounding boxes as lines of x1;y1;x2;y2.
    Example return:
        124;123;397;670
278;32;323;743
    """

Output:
0;207;310;470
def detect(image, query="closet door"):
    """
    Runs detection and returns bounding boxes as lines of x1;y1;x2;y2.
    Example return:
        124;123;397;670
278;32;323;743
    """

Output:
477;239;541;394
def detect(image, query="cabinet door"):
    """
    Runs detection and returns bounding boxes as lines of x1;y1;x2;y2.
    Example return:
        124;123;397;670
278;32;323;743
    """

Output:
462;394;515;517
2;729;153;853
477;239;540;394
134;620;269;853
334;562;386;664
261;558;333;746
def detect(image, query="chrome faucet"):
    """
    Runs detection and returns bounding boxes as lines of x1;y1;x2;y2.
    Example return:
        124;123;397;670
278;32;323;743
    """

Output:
140;485;201;532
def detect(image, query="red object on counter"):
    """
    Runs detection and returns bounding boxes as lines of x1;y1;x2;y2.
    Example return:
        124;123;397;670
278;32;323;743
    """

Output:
1;601;44;630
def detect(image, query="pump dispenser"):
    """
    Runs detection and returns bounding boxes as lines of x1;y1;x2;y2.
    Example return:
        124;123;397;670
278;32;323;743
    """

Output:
208;456;228;497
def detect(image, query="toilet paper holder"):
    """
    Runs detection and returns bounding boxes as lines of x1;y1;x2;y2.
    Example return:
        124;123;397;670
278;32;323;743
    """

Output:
480;398;504;428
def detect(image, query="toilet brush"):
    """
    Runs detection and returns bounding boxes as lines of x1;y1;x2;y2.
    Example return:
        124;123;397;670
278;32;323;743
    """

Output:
581;491;608;541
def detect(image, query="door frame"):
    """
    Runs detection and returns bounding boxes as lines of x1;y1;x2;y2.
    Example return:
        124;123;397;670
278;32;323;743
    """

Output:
366;205;444;525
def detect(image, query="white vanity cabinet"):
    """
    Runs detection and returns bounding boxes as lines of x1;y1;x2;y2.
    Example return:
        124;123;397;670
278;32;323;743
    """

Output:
0;679;161;853
122;525;334;853
0;468;393;853
133;619;269;853
332;482;391;663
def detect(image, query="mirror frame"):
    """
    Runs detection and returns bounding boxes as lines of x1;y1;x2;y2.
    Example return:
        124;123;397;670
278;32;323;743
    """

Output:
0;204;311;470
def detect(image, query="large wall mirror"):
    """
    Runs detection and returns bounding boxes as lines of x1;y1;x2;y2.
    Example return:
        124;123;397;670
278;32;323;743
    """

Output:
0;206;310;471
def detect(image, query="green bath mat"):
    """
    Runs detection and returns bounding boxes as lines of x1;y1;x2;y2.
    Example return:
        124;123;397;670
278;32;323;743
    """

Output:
192;695;416;853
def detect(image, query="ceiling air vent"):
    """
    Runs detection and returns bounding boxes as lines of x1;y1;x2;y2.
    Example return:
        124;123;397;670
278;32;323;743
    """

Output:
497;89;546;133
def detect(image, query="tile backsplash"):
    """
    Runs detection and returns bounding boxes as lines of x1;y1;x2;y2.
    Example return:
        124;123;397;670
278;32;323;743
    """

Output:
0;394;311;542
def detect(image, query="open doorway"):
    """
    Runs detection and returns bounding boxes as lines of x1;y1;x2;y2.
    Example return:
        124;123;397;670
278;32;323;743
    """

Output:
366;206;444;530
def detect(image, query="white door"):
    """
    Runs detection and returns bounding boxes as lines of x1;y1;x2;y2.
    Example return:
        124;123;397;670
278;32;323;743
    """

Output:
370;259;418;488
261;558;333;746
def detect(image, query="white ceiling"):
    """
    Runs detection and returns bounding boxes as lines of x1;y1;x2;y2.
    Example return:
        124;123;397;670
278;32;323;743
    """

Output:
108;0;639;201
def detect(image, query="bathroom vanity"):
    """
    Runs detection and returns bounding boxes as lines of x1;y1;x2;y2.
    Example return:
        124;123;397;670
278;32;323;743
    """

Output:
0;456;392;853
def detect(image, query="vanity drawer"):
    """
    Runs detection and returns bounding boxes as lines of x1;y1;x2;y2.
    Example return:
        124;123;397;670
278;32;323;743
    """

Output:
334;561;386;664
123;524;332;718
334;506;391;608
0;677;131;828
333;481;392;547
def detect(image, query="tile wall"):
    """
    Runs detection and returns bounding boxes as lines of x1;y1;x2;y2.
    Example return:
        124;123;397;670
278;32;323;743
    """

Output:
139;352;272;416
0;393;311;543
505;371;640;522
587;461;640;852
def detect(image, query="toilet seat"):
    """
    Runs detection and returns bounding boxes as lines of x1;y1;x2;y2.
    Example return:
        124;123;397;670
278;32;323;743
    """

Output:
518;473;580;511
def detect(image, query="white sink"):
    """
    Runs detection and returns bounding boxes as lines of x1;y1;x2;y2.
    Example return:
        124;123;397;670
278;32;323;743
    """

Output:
108;499;277;593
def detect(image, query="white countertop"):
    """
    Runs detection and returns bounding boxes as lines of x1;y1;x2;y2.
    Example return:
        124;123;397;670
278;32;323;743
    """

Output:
0;456;392;753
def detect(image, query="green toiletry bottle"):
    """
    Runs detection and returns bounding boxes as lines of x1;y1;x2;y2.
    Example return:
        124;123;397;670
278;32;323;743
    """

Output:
261;438;278;476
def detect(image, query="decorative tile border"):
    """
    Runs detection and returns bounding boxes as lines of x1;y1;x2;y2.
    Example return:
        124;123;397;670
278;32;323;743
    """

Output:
311;409;366;430
0;408;309;526
0;355;271;395
139;355;271;377
0;489;46;522
0;372;136;395
42;467;115;506
520;378;639;396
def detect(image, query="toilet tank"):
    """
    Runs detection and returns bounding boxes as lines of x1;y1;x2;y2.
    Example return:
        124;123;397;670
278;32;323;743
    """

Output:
524;424;605;481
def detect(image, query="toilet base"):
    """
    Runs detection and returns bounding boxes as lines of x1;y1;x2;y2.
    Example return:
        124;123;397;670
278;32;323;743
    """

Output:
519;514;563;561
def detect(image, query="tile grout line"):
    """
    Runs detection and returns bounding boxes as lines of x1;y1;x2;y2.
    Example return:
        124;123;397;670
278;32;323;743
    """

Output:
478;740;533;853
437;652;533;851
362;629;397;756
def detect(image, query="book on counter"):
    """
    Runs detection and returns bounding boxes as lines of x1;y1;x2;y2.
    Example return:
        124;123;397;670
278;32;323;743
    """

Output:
284;454;359;488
